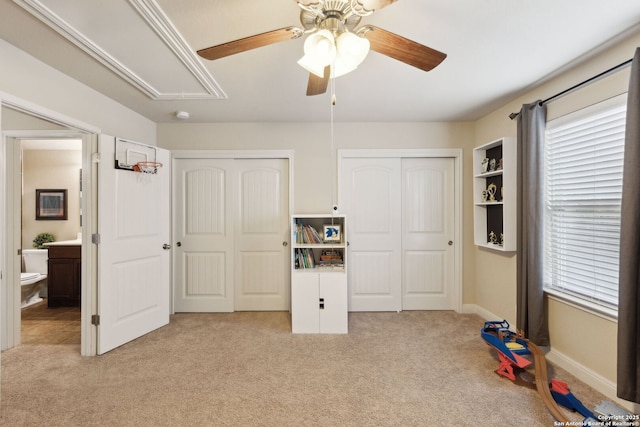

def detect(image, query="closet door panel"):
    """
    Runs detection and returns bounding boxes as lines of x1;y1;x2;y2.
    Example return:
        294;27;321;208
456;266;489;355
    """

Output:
402;158;455;310
340;158;402;312
235;159;290;311
173;159;235;312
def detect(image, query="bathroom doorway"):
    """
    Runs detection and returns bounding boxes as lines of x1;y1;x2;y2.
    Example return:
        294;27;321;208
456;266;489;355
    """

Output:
19;138;82;345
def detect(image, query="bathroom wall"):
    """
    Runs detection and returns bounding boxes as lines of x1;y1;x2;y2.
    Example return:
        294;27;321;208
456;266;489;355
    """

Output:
21;140;82;249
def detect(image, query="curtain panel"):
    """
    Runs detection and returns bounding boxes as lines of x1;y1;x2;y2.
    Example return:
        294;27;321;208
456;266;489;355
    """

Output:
618;47;640;404
516;101;549;346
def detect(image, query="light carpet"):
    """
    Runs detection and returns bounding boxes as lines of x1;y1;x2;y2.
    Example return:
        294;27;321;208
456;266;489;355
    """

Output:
1;311;610;426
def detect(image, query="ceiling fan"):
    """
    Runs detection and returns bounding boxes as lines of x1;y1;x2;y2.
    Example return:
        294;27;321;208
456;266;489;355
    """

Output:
197;0;447;96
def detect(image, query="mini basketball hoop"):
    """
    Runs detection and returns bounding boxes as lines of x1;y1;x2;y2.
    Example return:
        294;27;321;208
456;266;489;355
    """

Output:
134;161;163;174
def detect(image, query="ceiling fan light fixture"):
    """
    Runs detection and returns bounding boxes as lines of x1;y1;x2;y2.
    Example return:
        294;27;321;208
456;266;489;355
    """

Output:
298;54;329;77
332;31;370;77
298;29;337;77
304;30;336;62
331;54;358;78
336;31;370;66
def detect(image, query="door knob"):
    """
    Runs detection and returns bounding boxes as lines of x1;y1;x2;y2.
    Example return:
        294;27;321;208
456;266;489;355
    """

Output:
282;241;288;247
448;240;453;246
163;244;171;250
176;242;182;247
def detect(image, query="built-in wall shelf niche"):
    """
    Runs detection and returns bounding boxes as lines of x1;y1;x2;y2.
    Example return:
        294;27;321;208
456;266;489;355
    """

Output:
473;137;517;252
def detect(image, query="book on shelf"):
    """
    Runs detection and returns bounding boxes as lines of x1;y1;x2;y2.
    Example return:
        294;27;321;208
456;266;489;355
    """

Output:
294;248;316;269
295;222;323;244
319;249;343;264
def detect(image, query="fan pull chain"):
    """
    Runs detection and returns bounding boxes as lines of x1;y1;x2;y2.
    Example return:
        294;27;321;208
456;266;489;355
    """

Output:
330;75;337;218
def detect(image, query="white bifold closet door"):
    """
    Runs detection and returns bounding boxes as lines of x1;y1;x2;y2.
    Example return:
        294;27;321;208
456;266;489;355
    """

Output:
173;158;289;312
340;157;455;312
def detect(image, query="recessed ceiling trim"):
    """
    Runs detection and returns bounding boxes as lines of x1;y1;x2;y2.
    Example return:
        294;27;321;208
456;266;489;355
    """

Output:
13;0;227;100
128;0;227;99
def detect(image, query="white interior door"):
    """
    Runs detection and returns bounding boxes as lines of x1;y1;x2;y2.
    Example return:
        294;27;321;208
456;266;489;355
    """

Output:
341;158;402;312
97;136;170;354
173;159;235;312
402;158;455;310
234;159;289;311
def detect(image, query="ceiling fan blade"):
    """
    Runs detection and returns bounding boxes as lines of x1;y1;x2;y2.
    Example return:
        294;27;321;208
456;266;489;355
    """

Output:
363;25;446;72
197;27;300;60
306;66;330;96
353;0;398;12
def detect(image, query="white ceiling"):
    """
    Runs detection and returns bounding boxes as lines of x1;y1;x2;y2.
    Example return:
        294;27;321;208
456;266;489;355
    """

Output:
1;0;640;123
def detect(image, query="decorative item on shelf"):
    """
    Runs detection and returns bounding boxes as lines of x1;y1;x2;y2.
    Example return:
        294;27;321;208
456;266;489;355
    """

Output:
481;190;488;202
488;231;497;244
500;233;504;246
323;224;341;242
486;183;497;202
498;158;503;170
481;158;489;173
489;158;497;172
319;249;344;268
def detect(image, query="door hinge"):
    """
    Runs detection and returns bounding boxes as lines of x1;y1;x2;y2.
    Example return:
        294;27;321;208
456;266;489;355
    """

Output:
17;248;22;256
92;233;101;244
91;314;100;326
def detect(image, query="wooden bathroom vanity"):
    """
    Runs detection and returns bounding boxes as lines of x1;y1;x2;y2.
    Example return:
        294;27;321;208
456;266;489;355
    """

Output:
46;241;81;307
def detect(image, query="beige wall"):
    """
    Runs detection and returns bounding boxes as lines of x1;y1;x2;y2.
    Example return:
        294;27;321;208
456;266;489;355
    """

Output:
21;146;82;248
474;26;640;406
0;39;156;144
158;121;478;304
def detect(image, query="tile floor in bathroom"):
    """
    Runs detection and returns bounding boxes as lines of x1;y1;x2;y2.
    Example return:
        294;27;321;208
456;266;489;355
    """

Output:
21;299;81;345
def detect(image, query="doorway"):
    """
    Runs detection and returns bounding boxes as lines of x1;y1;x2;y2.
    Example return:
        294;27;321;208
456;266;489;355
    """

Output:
20;138;83;345
1;103;98;356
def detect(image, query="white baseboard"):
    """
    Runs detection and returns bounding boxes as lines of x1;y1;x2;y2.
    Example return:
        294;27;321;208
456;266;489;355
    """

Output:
546;348;638;413
462;303;503;322
465;304;638;413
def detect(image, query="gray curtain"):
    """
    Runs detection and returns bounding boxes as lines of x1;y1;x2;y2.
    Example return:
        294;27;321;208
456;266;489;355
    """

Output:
516;101;549;346
618;47;640;404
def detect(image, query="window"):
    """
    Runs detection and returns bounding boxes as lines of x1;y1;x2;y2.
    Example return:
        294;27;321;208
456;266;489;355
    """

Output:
544;95;626;311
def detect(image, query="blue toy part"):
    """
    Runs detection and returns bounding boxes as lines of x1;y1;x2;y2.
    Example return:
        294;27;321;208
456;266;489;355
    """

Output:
481;320;531;367
550;379;597;420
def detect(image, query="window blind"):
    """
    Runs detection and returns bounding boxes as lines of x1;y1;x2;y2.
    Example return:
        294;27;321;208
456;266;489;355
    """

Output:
544;99;626;309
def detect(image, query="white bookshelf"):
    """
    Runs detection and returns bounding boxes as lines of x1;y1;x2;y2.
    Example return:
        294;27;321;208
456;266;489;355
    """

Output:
291;214;347;333
473;138;517;252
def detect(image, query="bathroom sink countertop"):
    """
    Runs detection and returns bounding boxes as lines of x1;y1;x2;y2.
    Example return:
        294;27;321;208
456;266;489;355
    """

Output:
44;239;82;246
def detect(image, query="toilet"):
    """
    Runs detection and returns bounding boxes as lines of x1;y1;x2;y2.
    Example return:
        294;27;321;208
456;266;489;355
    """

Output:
21;249;48;308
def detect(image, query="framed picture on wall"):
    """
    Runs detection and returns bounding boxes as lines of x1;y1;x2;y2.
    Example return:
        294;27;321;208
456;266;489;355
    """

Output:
36;189;68;220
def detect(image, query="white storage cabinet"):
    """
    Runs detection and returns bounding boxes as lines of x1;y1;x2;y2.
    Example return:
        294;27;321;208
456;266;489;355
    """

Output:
291;214;347;333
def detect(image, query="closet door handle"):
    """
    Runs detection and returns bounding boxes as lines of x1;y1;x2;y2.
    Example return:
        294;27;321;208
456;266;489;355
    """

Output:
283;241;288;247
